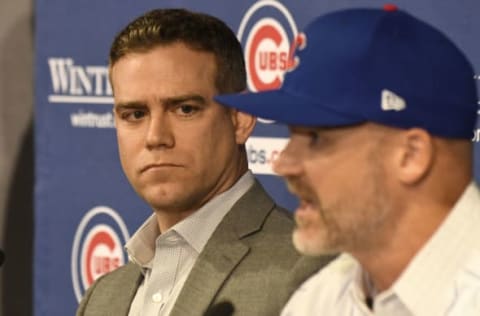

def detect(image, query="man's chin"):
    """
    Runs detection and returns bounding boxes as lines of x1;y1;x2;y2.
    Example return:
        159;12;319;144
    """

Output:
292;229;337;257
142;191;187;212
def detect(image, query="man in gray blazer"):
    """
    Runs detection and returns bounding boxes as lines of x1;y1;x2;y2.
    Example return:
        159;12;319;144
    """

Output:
76;8;331;316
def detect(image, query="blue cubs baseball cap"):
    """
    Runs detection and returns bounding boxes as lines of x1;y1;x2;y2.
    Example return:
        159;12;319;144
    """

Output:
216;5;478;139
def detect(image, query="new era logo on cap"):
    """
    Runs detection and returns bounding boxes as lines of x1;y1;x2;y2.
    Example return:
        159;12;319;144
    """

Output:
381;89;406;112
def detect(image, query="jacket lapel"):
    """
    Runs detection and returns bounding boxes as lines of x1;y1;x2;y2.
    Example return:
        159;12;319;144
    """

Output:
170;181;274;316
102;262;143;316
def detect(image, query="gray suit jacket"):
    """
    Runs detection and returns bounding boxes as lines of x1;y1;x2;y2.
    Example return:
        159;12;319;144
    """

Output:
76;181;333;316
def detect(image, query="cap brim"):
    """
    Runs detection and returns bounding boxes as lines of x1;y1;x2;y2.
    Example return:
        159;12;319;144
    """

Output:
215;89;364;127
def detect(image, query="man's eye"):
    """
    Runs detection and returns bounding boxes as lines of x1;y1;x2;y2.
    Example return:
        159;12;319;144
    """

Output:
175;105;198;116
132;110;145;119
120;110;146;121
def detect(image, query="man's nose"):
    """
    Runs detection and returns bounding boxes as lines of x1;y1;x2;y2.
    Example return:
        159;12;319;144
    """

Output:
145;113;175;149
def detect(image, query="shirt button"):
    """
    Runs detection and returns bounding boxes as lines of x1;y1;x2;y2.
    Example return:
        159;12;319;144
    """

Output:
152;292;163;303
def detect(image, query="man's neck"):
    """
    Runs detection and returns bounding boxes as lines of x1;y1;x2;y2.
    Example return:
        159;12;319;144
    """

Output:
352;202;451;292
154;164;250;233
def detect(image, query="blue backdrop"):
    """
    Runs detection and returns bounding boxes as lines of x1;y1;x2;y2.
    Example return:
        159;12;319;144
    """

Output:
34;1;480;315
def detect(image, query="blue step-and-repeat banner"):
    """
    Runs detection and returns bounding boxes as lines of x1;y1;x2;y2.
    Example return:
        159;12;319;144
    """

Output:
34;0;480;315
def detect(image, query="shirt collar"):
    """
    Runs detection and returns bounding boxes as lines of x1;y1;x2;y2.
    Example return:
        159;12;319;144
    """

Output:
342;254;375;312
125;171;255;267
125;213;159;267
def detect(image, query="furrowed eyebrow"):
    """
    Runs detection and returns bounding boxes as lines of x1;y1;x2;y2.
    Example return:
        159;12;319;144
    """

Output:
161;94;207;107
113;94;207;111
113;102;147;112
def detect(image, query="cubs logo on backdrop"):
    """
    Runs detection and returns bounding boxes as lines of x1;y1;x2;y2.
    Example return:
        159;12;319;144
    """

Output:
71;206;130;302
238;0;298;92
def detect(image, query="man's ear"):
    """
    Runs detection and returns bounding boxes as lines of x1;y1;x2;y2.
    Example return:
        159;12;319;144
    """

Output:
393;128;435;184
230;109;256;145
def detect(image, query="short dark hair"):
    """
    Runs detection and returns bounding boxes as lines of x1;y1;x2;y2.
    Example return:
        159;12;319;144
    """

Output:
109;8;246;93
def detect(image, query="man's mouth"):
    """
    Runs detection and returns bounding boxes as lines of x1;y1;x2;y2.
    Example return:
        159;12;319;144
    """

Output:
140;163;183;173
296;199;315;214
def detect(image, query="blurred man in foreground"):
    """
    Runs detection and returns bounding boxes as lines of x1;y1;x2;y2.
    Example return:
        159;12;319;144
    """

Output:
76;8;329;316
217;5;480;315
